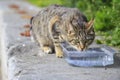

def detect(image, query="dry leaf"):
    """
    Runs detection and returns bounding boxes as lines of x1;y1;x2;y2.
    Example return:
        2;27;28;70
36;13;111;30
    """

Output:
20;30;31;37
9;4;19;9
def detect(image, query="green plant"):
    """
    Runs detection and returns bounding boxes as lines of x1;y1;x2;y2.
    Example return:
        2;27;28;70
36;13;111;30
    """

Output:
28;0;63;7
104;27;120;48
94;7;115;31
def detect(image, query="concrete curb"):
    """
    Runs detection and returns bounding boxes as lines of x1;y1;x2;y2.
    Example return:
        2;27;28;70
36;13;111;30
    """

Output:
0;1;40;80
0;9;8;80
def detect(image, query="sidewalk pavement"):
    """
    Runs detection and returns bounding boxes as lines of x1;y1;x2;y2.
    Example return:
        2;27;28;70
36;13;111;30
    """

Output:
0;1;120;80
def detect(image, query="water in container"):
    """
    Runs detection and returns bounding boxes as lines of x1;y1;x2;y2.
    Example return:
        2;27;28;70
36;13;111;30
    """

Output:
61;42;116;67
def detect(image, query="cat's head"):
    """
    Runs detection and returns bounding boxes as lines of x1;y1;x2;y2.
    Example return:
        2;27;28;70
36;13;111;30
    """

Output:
50;15;95;51
66;18;95;51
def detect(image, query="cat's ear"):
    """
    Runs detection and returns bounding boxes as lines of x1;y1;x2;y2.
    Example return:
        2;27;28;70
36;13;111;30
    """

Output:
85;18;94;32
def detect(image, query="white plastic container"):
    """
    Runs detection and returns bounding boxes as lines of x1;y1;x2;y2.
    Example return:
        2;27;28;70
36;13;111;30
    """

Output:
61;42;116;67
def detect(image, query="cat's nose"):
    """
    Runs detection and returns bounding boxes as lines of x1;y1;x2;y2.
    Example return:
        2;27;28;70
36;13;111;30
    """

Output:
78;45;85;51
81;47;84;51
80;47;85;51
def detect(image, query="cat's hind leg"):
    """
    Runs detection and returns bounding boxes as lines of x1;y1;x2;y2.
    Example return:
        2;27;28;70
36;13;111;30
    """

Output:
41;46;53;54
37;36;53;54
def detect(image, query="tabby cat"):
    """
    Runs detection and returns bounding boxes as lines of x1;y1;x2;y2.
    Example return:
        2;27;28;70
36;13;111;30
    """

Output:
30;5;95;58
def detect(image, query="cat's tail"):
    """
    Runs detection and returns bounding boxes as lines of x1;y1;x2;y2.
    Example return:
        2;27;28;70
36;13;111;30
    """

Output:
30;16;36;42
30;16;34;30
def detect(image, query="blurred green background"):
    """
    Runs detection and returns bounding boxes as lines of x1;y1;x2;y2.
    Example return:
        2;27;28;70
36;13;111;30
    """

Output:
28;0;120;48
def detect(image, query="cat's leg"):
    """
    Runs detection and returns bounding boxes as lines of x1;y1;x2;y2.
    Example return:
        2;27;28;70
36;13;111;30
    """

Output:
37;36;53;54
54;43;63;58
49;15;63;58
52;33;63;57
52;26;63;58
41;46;53;54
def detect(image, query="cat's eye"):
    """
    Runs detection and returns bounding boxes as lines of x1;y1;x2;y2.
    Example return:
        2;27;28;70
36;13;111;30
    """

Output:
75;39;79;43
86;36;90;40
86;35;94;40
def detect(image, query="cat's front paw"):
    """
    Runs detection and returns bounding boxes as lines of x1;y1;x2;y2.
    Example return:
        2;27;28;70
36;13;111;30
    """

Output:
56;52;63;58
42;47;52;54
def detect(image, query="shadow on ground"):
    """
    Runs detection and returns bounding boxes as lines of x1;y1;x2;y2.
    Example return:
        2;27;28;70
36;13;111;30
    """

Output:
106;54;120;68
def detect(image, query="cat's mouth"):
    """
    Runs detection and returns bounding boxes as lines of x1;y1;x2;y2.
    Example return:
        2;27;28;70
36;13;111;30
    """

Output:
71;45;86;51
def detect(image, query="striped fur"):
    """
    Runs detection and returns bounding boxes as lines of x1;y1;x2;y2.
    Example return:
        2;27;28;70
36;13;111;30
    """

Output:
31;5;95;58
